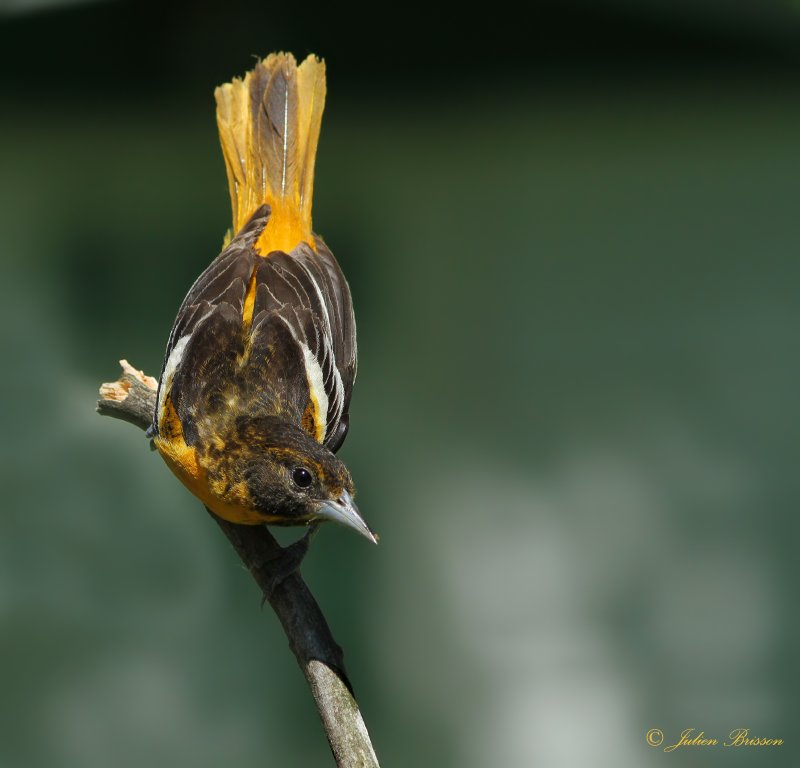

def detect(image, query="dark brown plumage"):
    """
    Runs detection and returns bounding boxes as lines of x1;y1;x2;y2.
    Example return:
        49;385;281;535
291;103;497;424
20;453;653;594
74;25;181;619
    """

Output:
150;54;375;546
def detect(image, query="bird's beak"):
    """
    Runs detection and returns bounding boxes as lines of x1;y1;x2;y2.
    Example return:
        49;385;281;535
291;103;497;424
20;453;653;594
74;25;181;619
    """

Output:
315;490;378;544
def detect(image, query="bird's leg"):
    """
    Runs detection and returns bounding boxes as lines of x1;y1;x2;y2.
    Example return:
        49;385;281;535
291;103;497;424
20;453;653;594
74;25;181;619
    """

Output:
259;522;321;605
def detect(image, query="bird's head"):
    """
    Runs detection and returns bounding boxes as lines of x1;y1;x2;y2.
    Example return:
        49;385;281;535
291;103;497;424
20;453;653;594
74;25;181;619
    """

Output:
221;415;376;543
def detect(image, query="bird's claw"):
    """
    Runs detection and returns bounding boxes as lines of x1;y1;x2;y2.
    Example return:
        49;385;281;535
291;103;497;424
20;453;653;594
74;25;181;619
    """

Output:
259;523;320;605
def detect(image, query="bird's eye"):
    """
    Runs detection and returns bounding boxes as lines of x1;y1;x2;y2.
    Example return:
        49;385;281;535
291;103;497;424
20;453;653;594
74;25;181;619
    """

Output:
292;467;314;488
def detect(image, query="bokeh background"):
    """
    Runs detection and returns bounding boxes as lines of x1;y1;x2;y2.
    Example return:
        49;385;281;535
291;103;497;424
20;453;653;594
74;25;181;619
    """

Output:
1;1;797;766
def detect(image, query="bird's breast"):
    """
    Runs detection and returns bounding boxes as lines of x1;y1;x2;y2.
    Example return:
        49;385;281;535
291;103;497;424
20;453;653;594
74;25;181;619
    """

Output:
154;393;267;525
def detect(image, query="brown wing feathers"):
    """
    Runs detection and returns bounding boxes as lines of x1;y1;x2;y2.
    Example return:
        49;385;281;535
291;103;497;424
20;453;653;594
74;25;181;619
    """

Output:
250;239;355;446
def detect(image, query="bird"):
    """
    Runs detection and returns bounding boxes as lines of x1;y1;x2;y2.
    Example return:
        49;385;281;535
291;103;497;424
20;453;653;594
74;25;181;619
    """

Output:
149;53;376;563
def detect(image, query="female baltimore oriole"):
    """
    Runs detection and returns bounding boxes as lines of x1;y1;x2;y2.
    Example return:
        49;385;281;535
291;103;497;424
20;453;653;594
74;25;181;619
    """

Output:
149;53;376;548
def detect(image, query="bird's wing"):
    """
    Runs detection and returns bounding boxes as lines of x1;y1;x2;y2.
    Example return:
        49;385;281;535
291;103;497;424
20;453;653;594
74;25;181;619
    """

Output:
249;236;357;452
152;207;264;442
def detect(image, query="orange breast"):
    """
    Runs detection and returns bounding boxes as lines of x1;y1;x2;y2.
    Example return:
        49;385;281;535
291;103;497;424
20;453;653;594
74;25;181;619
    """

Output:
155;394;266;525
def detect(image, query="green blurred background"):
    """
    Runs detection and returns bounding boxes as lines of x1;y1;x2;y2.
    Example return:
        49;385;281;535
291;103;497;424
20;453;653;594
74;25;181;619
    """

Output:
1;1;797;766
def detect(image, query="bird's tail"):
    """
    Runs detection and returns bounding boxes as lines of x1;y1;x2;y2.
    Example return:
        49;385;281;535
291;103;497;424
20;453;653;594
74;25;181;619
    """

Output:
215;53;326;255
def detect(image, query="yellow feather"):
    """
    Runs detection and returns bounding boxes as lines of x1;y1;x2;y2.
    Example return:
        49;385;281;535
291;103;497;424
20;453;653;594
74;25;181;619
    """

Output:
214;53;326;256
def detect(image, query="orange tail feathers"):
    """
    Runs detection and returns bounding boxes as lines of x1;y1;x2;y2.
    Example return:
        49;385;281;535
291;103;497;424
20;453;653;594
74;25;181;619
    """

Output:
214;53;326;255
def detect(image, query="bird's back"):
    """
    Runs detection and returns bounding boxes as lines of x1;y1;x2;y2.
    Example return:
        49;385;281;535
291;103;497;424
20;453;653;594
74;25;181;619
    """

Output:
152;54;357;524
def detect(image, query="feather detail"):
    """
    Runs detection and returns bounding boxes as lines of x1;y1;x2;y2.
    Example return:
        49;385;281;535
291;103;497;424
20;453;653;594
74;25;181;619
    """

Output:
215;53;327;256
295;58;326;214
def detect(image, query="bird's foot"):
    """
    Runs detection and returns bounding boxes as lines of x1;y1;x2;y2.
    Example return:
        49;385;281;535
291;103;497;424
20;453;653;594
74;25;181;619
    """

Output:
259;522;320;605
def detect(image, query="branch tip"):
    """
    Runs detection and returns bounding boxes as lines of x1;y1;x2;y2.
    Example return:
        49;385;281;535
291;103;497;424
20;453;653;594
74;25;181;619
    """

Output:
99;378;131;402
119;359;158;390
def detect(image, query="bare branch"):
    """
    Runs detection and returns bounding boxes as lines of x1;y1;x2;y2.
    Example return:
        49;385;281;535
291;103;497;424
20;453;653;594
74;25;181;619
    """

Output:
97;361;380;768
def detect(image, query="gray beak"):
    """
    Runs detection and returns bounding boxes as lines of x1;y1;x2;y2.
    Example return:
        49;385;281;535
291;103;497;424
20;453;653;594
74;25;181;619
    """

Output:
315;490;378;544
